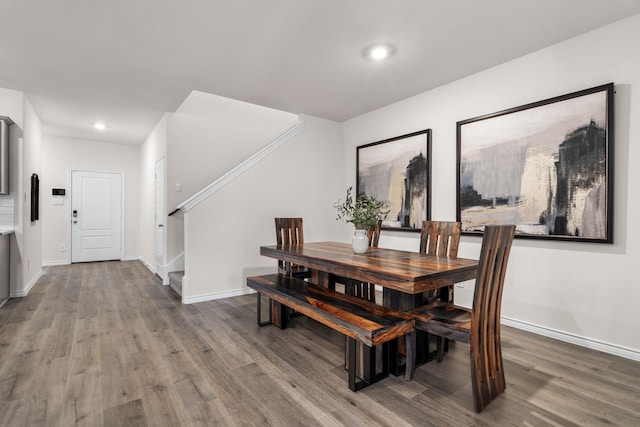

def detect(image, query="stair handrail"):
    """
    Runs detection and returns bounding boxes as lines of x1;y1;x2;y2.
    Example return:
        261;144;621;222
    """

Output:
172;117;304;214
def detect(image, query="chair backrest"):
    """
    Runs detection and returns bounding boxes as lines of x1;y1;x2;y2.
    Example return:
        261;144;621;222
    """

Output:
471;225;515;342
274;218;304;246
419;220;461;257
367;220;382;248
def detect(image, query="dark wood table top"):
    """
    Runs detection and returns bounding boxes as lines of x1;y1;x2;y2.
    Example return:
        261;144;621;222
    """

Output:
260;241;478;295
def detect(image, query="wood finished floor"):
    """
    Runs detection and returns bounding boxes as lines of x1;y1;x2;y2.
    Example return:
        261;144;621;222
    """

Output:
0;260;638;426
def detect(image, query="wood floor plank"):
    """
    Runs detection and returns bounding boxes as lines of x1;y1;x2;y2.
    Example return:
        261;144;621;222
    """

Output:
103;398;147;427
62;370;104;426
98;331;142;410
28;356;72;425
0;260;637;426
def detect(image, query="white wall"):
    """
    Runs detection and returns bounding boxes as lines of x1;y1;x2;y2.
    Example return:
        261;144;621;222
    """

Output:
15;97;43;296
343;14;640;356
0;88;24;129
183;115;345;302
165;92;299;264
139;114;168;272
41;136;141;264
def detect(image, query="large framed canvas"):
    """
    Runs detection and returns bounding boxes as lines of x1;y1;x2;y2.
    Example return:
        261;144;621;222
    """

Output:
457;83;614;243
357;129;431;231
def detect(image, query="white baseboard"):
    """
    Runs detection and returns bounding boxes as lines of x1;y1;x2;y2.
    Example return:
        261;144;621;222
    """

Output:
502;317;640;362
182;287;254;305
42;260;69;266
11;268;43;298
43;256;144;267
135;256;154;272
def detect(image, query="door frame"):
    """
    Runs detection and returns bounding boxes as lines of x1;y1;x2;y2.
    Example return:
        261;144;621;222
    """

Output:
68;168;124;263
155;156;167;283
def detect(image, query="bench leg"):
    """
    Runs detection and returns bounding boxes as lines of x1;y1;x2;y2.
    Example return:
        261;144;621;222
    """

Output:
271;300;288;329
348;338;358;391
347;338;390;392
344;339;377;379
256;293;287;328
362;342;376;384
256;292;273;327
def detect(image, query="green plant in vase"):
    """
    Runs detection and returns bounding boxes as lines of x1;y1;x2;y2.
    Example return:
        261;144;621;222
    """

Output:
334;186;389;253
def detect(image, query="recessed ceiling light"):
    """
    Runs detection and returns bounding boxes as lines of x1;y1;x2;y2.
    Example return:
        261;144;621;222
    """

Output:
94;123;107;130
364;43;395;61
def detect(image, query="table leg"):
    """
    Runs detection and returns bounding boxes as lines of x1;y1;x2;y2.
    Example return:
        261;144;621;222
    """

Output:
383;288;441;375
311;270;331;289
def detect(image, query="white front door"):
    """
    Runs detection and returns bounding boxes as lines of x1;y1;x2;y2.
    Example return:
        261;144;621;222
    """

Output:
154;157;165;279
71;170;123;263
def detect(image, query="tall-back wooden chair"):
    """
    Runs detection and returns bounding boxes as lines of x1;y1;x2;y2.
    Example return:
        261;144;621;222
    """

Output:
419;220;461;303
274;218;309;278
367;221;382;249
420;220;461;257
408;225;516;412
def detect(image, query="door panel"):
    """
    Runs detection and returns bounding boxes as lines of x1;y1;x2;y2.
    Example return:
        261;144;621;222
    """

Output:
71;171;122;263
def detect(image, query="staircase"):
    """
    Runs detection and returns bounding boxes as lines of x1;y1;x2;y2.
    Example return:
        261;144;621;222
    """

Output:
168;271;184;297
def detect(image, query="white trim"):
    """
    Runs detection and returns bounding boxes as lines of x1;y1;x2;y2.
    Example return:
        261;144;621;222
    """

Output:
11;268;43;298
44;255;140;267
155;155;166;281
136;255;154;272
122;255;141;262
182;287;254;304
178;119;304;213
42;260;69;266
502;317;640;362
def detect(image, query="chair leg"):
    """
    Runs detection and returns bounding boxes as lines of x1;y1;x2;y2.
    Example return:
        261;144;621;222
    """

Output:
469;339;506;412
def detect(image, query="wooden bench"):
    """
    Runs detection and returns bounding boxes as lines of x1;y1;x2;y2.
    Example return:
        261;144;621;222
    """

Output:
247;274;415;391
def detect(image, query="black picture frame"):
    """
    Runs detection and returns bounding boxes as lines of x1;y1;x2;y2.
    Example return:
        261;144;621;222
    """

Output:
357;129;432;232
457;83;614;243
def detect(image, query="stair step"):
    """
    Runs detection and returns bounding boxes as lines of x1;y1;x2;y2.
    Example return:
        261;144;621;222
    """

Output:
168;271;184;297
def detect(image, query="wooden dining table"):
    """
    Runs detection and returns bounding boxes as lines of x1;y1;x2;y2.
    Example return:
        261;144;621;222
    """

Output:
260;241;479;369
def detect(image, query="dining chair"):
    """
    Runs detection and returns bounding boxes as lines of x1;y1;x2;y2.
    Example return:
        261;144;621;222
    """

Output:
407;224;516;412
419;220;461;304
274;218;309;279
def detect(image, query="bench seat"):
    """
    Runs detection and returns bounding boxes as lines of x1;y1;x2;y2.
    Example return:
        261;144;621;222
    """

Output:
247;273;415;391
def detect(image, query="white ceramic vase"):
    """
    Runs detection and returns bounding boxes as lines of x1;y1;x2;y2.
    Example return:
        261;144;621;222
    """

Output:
352;229;369;253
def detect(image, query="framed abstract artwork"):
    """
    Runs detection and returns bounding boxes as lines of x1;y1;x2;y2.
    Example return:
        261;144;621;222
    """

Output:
457;83;614;243
357;129;431;231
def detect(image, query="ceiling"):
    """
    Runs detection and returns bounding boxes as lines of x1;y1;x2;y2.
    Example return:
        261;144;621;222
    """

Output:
1;0;639;145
